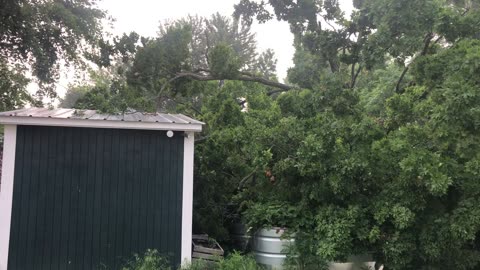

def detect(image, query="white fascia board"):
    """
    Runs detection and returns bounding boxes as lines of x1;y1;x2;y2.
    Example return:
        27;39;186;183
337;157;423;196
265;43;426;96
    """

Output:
0;125;17;270
181;131;195;265
0;116;203;132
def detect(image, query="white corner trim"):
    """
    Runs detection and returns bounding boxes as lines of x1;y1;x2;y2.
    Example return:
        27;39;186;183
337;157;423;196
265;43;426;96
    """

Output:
0;125;17;270
181;132;195;265
0;116;203;132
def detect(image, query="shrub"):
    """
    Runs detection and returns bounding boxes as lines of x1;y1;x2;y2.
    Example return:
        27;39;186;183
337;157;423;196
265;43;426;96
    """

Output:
121;250;263;270
121;249;171;270
217;252;263;270
179;259;208;270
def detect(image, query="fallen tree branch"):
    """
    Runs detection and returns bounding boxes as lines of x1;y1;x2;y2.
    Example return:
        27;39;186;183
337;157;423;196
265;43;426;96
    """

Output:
155;69;298;99
171;71;295;90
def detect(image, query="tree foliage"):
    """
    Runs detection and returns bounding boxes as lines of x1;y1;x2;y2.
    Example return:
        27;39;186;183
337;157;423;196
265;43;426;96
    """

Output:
226;1;480;269
69;14;281;114
0;59;33;111
126;14;288;111
56;1;480;269
0;0;107;107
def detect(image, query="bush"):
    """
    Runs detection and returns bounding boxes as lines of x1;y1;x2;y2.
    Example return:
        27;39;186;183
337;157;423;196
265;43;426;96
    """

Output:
121;249;171;270
179;260;208;270
121;250;263;270
216;252;263;270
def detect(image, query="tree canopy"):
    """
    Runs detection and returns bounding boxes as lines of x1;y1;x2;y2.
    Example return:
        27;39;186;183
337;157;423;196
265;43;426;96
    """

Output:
226;1;480;269
67;14;282;114
0;0;107;109
20;1;480;269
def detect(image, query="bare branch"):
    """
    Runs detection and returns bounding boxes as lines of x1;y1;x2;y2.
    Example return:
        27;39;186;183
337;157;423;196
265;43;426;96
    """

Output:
351;64;362;89
156;69;296;97
351;62;356;88
238;168;258;189
237;74;295;90
420;33;434;56
395;66;410;94
395;33;434;93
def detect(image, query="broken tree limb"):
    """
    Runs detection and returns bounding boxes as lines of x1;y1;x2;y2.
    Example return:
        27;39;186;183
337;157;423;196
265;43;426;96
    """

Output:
155;69;298;100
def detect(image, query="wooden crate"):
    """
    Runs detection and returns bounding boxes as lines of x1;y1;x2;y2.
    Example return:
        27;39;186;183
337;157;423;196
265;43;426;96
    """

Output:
192;234;224;263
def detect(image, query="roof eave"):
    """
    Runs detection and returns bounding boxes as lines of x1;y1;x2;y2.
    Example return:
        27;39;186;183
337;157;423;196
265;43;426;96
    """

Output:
0;116;203;132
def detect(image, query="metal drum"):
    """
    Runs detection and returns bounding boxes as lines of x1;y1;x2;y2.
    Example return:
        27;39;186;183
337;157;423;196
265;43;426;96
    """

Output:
253;228;294;269
230;222;252;251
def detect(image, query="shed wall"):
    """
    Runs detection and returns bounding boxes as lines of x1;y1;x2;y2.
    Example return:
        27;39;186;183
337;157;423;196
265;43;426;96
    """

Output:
7;125;184;269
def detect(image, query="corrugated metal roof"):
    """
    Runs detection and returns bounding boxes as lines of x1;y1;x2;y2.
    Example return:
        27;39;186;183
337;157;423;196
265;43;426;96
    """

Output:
0;107;204;125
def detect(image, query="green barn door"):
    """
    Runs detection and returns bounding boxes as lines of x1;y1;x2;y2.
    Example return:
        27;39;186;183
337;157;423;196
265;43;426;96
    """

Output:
8;126;184;269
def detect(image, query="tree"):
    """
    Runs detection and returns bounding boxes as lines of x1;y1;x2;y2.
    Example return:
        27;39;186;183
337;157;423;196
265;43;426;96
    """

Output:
58;85;89;109
254;49;278;80
0;0;107;108
52;2;480;269
74;14;283;114
0;59;34;111
193;79;281;241
125;14;289;112
231;0;480;269
67;14;285;240
178;13;258;71
235;0;479;91
61;31;152;113
64;67;156;114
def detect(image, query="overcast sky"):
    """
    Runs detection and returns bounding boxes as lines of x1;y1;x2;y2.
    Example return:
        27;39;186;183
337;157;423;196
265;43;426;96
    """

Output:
52;0;354;99
97;0;354;82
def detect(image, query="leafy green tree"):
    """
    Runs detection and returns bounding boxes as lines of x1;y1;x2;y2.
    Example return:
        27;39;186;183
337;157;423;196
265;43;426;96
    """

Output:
0;0;107;107
204;13;258;71
363;39;480;268
230;1;480;269
254;49;278;80
0;59;34;111
69;69;156;114
51;2;480;269
61;31;149;113
235;0;480;92
192;80;276;241
75;14;283;115
124;15;288;113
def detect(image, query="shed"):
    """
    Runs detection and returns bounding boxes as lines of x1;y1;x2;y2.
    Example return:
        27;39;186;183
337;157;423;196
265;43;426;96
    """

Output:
0;107;203;270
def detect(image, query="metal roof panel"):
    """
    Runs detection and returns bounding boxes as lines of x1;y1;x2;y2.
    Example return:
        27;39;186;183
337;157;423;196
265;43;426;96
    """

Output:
0;107;204;131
